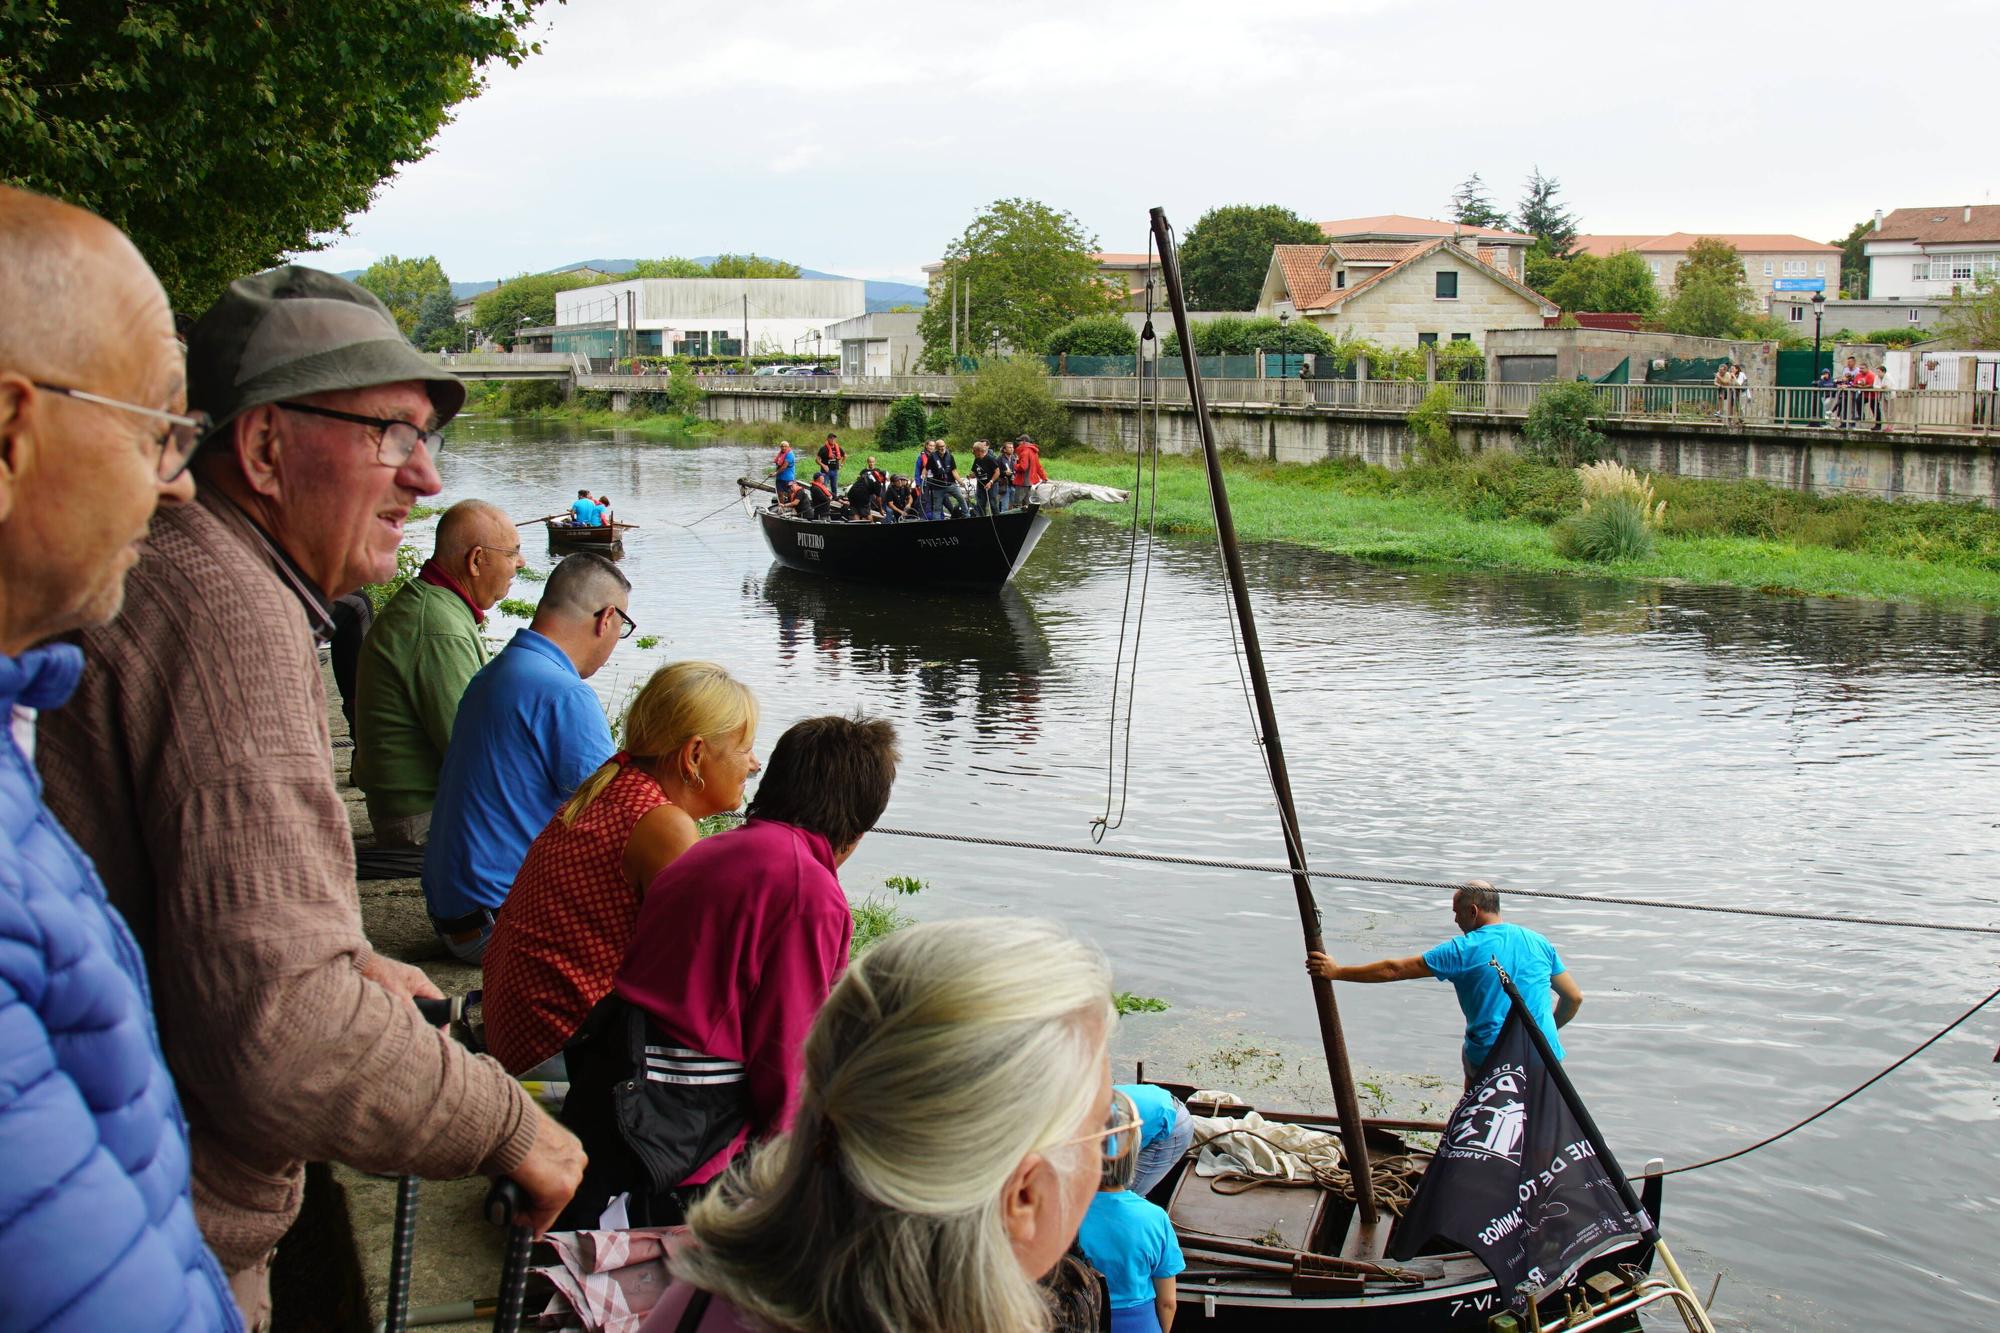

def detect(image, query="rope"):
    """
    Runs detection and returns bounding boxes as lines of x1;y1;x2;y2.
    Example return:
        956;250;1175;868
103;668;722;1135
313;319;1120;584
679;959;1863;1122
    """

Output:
862;823;2000;937
1195;1125;1425;1216
1656;980;2000;1177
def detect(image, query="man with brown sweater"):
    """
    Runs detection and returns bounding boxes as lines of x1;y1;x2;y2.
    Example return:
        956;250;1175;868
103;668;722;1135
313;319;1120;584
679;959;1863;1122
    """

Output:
38;267;584;1329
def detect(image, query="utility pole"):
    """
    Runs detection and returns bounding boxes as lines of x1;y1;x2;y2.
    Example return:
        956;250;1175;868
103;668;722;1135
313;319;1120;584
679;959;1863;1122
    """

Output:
743;294;750;364
949;276;958;361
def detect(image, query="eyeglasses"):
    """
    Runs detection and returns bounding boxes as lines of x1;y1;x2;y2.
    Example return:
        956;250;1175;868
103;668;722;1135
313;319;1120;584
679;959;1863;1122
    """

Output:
477;543;523;559
1053;1088;1142;1191
277;401;442;468
32;382;209;482
600;605;638;640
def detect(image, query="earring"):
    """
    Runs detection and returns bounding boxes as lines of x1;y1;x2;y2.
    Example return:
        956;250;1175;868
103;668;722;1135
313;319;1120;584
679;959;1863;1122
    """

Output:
685;767;705;792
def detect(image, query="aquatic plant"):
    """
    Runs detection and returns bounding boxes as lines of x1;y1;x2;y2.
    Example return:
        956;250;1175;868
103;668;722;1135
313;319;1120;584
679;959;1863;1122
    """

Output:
1113;992;1169;1015
634;634;661;649
1576;460;1665;528
1551;496;1657;562
496;597;536;618
849;874;926;959
516;566;546;582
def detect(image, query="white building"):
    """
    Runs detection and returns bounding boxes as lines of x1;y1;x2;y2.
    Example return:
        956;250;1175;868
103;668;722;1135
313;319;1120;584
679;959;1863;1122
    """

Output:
825;312;926;377
553;277;866;358
1864;205;2000;303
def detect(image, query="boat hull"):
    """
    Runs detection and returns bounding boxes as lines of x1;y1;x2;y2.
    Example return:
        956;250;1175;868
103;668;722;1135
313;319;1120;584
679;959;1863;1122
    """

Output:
545;521;622;555
754;505;1051;588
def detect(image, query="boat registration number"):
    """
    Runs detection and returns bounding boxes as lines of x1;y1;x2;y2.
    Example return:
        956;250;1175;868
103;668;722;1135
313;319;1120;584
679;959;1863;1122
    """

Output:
798;533;825;550
916;536;960;548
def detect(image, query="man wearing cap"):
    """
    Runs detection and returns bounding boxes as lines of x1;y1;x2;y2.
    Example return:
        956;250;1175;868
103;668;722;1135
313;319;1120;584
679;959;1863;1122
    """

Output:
37;267;584;1328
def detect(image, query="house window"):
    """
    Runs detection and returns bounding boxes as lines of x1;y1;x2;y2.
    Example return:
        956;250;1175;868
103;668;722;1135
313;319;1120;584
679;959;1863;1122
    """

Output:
1909;308;1923;323
1435;271;1458;299
1450;332;1471;341
1418;332;1439;346
1649;261;1661;277
1336;270;1346;289
1815;260;1826;276
1788;304;1804;322
1763;260;1774;276
1915;261;1930;280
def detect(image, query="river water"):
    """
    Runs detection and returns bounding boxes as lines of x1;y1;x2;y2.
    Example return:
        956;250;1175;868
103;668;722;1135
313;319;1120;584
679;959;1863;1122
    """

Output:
439;421;1998;1331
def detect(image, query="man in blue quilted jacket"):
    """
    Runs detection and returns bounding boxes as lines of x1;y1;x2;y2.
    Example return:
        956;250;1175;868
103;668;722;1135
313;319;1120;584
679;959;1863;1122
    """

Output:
0;187;240;1330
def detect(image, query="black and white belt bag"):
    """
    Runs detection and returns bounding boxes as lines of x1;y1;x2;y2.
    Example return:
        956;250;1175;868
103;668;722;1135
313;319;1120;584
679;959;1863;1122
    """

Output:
609;1006;749;1193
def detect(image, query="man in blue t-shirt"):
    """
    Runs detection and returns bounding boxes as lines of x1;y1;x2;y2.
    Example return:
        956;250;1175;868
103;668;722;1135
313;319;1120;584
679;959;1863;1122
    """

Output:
568;488;602;526
1306;880;1582;1088
422;552;628;963
1116;1082;1194;1198
1078;1183;1184;1333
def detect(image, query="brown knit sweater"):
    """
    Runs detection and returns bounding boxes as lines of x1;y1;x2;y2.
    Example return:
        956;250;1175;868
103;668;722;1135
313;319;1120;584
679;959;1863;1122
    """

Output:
38;492;537;1273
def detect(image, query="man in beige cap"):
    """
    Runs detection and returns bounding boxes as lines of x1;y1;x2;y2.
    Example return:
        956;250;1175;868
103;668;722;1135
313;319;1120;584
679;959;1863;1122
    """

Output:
38;266;584;1328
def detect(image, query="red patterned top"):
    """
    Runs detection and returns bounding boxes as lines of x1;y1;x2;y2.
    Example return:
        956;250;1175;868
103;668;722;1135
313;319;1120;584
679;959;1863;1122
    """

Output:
483;765;672;1074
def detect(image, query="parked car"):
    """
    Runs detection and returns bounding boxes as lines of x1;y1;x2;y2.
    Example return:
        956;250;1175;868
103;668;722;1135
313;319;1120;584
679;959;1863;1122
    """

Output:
751;364;789;377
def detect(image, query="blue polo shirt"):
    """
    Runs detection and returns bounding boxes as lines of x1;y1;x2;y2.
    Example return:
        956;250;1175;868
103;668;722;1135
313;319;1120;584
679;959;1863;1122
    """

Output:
1078;1189;1184;1312
422;629;614;919
1116;1083;1180;1149
570;497;602;525
1422;922;1567;1067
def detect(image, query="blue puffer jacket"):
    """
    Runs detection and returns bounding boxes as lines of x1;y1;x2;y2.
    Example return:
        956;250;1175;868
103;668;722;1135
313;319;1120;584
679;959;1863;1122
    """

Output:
0;645;241;1332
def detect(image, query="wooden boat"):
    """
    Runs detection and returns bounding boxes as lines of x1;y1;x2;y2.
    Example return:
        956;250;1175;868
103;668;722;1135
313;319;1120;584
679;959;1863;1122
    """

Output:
1141;1080;1665;1331
740;479;1053;589
544;520;627;555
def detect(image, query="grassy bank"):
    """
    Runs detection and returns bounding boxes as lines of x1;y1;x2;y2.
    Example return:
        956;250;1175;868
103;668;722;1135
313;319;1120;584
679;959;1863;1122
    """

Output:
1043;450;2000;608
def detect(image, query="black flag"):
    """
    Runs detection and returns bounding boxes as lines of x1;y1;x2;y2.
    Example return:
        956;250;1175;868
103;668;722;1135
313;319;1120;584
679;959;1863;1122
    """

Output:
1390;977;1653;1313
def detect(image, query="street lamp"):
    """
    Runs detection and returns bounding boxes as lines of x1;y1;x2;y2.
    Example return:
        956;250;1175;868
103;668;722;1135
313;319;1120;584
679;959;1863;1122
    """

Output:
1810;290;1826;372
1278;309;1293;384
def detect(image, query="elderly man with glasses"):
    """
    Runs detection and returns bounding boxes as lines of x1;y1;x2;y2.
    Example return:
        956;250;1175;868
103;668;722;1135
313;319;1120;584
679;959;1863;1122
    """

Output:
37;266;585;1329
420;551;629;964
0;186;241;1332
352;499;525;848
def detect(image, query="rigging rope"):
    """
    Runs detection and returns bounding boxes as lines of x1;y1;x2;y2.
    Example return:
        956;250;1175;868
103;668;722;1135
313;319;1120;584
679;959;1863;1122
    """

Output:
863;822;2000;937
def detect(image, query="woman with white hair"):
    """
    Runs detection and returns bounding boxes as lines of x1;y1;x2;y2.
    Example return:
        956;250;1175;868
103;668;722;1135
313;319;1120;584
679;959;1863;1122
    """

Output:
641;916;1136;1333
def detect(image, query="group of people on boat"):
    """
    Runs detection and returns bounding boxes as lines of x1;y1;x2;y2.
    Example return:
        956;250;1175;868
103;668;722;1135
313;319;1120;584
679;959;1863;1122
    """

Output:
767;431;1049;523
566;487;616;527
0;182;1588;1333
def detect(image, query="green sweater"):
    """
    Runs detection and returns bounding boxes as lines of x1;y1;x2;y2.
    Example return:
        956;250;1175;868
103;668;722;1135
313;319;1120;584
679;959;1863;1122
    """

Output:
351;577;490;819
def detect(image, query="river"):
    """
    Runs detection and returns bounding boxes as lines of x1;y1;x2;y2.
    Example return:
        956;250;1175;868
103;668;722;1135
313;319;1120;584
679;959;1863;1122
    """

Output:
437;421;1999;1331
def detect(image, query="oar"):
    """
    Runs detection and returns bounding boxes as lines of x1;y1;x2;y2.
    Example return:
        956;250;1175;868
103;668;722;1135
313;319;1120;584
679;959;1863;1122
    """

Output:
518;512;567;527
737;477;778;496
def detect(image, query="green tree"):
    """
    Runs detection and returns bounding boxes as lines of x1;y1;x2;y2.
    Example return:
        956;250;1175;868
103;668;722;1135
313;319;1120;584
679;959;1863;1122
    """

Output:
705;254;802;278
1658;237;1754;338
1523;381;1605;467
944;357;1070;448
1163;315;1337;359
1541;253;1660;315
412;289;461;352
1937;275;2000;347
1516;167;1578;258
629;256;710;278
918;198;1119;369
1830;218;1872;298
1449;173;1510;230
1;1;549;311
1178;204;1325;311
1044;315;1137;358
356;255;451;338
471;270;612;346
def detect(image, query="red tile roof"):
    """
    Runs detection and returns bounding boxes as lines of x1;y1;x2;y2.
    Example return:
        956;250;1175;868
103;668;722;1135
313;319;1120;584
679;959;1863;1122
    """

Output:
1319;214;1532;243
1272;244;1332;310
1327;241;1421;263
1093;252;1153;266
1573;232;1839;255
1870;205;2000;244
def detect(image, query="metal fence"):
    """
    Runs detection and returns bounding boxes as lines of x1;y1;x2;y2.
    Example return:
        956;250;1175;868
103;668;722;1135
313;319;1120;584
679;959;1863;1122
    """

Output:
682;373;2000;435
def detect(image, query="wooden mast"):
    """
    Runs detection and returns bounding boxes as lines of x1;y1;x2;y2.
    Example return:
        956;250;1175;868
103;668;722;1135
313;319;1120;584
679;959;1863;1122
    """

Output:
1147;207;1380;1233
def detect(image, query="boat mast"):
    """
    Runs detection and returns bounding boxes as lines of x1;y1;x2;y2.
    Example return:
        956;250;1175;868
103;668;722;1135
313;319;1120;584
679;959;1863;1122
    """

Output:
1147;207;1380;1232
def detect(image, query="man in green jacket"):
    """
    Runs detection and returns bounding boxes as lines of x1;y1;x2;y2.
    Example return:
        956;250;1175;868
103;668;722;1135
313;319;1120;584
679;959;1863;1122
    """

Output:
353;499;524;845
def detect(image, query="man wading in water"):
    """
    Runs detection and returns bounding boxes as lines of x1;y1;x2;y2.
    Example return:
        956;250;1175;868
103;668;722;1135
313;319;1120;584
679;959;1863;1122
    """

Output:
1306;879;1582;1089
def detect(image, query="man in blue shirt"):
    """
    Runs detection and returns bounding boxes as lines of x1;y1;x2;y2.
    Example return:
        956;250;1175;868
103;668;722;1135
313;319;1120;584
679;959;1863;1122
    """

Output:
422;552;630;962
1116;1082;1194;1198
568;488;602;526
1306;880;1582;1088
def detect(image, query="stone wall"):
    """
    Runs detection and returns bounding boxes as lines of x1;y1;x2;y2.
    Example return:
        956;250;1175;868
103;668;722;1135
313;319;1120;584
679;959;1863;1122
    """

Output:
1306;247;1548;344
1486;327;1775;384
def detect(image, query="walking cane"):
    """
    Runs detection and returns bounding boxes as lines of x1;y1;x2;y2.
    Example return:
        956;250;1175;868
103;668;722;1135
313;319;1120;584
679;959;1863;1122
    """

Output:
485;1178;535;1333
383;1175;421;1333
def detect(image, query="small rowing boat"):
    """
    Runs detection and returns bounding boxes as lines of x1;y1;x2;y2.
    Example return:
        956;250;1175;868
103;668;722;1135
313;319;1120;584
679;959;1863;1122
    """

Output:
544;520;631;555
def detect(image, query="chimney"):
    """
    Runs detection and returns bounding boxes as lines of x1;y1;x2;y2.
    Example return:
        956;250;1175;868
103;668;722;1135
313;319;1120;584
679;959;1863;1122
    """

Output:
1967;206;1975;224
1872;209;1883;230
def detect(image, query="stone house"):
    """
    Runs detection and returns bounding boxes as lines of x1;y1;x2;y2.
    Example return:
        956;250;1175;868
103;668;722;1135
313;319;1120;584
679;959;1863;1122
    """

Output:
1318;215;1536;283
1255;238;1556;346
1570;233;1840;311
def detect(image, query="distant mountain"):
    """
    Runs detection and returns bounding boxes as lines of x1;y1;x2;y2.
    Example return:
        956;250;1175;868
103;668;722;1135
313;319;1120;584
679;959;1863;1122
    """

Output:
340;259;927;313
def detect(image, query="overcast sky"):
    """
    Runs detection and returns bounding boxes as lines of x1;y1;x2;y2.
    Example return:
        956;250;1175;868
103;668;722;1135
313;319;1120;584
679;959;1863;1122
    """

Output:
304;0;1997;285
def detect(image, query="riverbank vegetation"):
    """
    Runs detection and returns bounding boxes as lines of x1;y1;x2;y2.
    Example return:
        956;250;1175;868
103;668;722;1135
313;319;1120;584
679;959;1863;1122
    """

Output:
1046;448;2000;608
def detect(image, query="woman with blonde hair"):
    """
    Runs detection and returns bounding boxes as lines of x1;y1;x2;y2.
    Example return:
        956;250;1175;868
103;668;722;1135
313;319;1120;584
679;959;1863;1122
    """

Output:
640;916;1136;1333
482;661;759;1075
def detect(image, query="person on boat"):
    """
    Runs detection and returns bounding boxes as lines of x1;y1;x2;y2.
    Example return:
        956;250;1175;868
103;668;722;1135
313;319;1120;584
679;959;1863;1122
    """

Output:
769;439;797;488
637;916;1123;1333
0;184;241;1333
35;264;586;1325
569;488;603;527
597;494;615;526
1117;1082;1194;1197
1014;432;1050;498
422;552;627;964
995;440;1019;513
483;662;759;1078
970;439;1008;517
559;713;900;1229
803;469;837;521
882;473;918;523
773;477;808;515
815;432;845;491
844;461;885;521
1076;1104;1185;1333
922;437;966;519
351;499;524;848
1305;879;1582;1088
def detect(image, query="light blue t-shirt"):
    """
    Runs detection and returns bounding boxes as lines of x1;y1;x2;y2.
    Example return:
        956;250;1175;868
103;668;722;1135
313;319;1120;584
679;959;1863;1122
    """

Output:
1423;922;1566;1067
1115;1083;1180;1149
570;497;603;525
1078;1189;1184;1312
422;630;614;918
772;448;796;485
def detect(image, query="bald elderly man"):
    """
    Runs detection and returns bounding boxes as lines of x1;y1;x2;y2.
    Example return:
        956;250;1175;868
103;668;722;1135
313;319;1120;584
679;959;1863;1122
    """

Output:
38;267;583;1328
0;187;240;1329
353;499;525;846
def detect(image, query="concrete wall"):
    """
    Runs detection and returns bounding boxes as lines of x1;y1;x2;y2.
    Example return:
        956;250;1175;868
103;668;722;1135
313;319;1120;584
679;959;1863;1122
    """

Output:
1486;327;1775;384
1305;247;1548;344
1772;297;1942;335
692;386;1999;506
